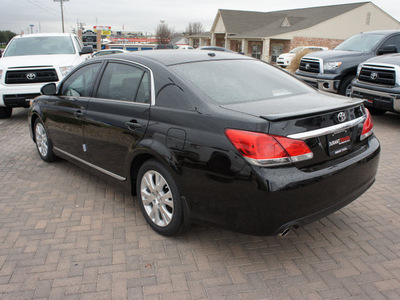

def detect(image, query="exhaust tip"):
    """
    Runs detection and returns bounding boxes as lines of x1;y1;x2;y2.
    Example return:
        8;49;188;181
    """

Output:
278;227;291;237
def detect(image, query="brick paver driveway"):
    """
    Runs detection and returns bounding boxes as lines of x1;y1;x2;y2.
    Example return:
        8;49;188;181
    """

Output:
0;108;399;299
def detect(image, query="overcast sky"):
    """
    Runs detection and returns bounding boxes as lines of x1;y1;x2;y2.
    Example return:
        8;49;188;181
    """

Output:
1;0;400;35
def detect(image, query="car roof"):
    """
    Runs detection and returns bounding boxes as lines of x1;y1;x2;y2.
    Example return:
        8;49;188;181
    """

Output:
107;49;252;66
358;30;400;35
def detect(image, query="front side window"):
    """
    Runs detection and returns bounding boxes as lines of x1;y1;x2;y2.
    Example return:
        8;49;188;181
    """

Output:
170;59;313;104
4;36;76;57
96;62;150;103
60;63;101;97
74;36;83;52
380;35;400;52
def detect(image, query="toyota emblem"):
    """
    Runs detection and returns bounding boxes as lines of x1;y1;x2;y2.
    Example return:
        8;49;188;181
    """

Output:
336;111;347;123
305;63;310;70
370;72;378;80
26;73;37;80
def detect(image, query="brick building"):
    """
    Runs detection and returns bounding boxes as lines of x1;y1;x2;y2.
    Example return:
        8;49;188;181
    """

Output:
190;2;400;62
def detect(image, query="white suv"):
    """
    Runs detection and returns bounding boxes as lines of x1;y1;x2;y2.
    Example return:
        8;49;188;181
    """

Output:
276;46;328;68
0;33;93;118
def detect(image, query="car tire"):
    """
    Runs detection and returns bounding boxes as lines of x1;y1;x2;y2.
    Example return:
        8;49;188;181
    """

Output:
368;107;386;115
338;75;355;97
0;107;12;119
136;159;184;236
34;118;57;162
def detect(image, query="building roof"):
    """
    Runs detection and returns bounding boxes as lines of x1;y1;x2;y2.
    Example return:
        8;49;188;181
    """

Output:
189;32;212;38
216;2;370;38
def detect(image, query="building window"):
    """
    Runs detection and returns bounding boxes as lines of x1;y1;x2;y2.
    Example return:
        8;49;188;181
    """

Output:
366;12;371;25
251;43;262;59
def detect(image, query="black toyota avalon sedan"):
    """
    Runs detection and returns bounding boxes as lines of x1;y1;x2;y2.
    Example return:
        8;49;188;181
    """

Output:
28;50;380;236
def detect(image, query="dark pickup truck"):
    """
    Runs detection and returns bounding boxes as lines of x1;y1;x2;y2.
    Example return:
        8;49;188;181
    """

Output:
295;30;400;96
351;53;400;115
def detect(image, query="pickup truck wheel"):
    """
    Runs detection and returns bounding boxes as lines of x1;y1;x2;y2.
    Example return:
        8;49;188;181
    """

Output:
34;119;56;162
368;107;386;115
338;75;355;97
0;107;12;119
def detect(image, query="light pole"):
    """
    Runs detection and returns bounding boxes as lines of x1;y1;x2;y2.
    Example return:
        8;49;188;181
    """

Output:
54;0;69;33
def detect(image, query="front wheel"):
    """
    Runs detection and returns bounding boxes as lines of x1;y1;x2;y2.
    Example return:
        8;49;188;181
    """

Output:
34;118;57;162
338;75;355;97
0;107;12;119
136;159;184;236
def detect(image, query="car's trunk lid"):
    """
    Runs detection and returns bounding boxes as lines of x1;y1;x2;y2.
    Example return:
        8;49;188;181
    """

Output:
221;92;368;169
220;91;363;121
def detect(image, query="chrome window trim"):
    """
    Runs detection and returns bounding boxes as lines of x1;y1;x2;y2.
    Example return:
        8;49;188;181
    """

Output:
54;147;126;181
103;58;156;106
288;115;366;140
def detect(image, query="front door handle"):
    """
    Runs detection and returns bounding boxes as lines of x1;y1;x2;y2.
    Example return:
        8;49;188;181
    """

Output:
126;121;142;130
74;110;84;119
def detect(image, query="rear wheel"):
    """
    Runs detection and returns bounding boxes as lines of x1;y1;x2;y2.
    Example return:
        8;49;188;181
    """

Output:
34;118;56;162
0;107;12;119
136;159;184;236
338;75;355;97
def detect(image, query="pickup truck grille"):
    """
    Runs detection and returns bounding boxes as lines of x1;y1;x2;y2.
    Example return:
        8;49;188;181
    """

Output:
5;69;58;84
299;58;320;73
358;65;396;86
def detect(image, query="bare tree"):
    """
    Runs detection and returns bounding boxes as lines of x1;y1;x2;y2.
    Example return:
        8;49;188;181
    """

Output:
185;22;204;36
155;21;172;44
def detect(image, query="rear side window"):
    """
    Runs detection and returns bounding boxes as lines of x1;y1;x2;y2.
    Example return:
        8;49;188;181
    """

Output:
96;62;150;103
170;59;312;104
60;63;101;97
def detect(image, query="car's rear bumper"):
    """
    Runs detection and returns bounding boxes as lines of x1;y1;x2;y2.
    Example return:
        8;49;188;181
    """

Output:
183;136;380;235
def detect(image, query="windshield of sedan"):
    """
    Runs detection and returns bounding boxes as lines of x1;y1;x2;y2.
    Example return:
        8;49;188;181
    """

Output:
4;36;76;57
334;33;386;52
169;59;313;104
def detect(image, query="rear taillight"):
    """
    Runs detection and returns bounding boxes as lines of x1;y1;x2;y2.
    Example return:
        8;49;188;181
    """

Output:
225;129;313;166
361;108;373;141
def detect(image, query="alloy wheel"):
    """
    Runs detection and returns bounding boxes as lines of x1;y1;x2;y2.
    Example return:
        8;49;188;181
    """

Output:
140;170;174;227
35;122;48;158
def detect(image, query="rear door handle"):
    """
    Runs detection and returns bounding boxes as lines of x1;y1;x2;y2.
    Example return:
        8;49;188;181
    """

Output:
74;110;84;119
126;121;142;130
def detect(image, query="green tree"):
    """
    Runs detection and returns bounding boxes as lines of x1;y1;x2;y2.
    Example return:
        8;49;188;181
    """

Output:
0;30;17;45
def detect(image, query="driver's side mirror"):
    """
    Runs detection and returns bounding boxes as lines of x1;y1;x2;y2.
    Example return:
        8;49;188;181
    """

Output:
80;46;94;55
377;45;397;55
41;83;57;95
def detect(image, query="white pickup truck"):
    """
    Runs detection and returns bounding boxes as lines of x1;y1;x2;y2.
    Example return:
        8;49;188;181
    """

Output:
0;33;93;118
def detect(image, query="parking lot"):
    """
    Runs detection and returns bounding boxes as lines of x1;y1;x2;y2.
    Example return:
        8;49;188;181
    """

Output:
0;108;399;299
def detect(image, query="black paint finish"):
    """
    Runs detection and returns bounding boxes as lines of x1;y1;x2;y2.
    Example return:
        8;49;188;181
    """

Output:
29;51;380;235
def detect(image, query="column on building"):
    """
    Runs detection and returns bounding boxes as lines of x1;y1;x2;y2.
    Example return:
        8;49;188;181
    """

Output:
225;34;231;51
211;33;216;46
241;39;248;56
262;38;270;62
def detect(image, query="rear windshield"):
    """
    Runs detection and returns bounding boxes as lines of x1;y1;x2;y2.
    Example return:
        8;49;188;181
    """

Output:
169;59;313;104
4;36;76;57
334;33;386;52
